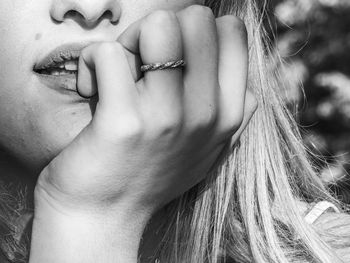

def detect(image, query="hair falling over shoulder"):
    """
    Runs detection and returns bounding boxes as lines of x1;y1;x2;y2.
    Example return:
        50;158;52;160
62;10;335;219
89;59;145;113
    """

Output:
0;1;349;263
0;183;29;262
153;0;349;262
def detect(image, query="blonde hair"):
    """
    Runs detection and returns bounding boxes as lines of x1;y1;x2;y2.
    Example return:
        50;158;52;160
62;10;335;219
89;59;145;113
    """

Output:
0;0;349;262
152;0;347;262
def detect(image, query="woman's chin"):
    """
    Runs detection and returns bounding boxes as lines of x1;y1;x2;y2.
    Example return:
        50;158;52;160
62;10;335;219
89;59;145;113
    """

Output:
7;111;92;176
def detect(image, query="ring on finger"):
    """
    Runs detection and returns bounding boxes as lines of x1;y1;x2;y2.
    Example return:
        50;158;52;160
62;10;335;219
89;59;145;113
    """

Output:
141;59;186;73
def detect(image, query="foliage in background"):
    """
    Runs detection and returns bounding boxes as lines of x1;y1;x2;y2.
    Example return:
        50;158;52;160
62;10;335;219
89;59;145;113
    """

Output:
266;0;350;202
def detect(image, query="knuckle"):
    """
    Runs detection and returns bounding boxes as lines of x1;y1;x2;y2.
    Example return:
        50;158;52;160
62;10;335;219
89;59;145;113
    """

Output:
217;15;237;25
142;10;181;53
221;15;246;29
207;107;219;126
185;5;215;20
218;15;247;39
234;19;248;41
115;116;144;139
95;42;123;58
233;18;248;41
196;108;218;130
145;10;177;28
162;120;181;133
156;115;182;135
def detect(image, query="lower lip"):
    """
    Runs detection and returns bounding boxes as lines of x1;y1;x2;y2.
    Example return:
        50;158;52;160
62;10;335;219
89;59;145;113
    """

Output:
34;72;81;95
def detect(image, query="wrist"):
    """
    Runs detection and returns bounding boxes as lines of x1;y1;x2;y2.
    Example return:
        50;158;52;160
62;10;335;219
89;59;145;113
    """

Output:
35;165;155;218
30;183;151;263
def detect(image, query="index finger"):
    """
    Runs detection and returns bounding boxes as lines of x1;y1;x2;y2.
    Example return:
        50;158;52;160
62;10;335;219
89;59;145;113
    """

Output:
78;42;139;116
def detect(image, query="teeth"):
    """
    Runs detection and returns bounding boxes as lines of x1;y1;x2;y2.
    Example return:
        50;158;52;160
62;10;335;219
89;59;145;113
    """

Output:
37;60;78;75
64;60;78;71
47;69;76;76
51;70;61;76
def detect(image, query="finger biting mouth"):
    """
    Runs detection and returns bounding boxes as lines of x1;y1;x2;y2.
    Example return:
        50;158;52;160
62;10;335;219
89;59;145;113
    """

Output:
34;59;79;76
33;58;79;93
32;42;93;96
33;42;89;77
33;58;80;94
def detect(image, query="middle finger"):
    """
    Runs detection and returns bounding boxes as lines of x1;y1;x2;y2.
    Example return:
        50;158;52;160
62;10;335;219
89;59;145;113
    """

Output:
176;5;219;129
118;11;185;132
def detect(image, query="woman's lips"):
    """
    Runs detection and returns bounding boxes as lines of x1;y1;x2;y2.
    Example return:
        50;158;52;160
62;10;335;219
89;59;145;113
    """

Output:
34;42;90;71
33;42;93;95
34;72;78;94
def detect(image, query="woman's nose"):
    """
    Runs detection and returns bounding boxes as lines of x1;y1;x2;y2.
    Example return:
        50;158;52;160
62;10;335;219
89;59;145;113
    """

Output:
50;0;121;28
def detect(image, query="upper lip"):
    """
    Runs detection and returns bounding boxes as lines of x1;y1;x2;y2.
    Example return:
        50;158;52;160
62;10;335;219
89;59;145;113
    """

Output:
33;42;92;71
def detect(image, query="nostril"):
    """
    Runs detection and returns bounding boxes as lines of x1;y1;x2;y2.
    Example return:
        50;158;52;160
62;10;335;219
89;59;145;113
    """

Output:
101;10;113;20
101;10;119;25
50;1;122;27
64;10;84;21
62;10;118;27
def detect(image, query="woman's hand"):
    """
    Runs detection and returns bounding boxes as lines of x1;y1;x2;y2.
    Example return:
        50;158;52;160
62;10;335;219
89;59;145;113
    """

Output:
35;5;257;222
29;6;258;263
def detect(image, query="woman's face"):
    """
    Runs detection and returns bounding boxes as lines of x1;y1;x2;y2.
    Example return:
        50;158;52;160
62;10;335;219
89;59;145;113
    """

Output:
0;0;201;173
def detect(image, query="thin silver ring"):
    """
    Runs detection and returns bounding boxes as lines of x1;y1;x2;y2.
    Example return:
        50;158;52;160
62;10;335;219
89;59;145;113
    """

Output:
141;59;186;73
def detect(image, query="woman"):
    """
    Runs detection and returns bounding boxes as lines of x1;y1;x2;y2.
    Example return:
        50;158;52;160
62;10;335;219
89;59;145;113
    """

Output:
0;0;349;262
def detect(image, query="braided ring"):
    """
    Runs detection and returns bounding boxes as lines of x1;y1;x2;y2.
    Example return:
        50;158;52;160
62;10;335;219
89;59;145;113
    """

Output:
141;59;186;73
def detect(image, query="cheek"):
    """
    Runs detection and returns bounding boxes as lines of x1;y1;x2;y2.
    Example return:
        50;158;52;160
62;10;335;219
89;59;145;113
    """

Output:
0;1;93;172
0;74;93;172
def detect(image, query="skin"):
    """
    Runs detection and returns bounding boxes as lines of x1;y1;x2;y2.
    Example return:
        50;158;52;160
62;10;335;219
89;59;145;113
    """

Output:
0;0;257;262
0;0;203;175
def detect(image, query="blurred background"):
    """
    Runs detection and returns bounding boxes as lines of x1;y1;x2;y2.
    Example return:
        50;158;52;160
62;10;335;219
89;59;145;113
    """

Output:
265;0;350;203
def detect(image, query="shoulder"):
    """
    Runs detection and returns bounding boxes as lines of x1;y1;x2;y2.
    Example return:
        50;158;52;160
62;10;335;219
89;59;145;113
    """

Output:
313;211;350;261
